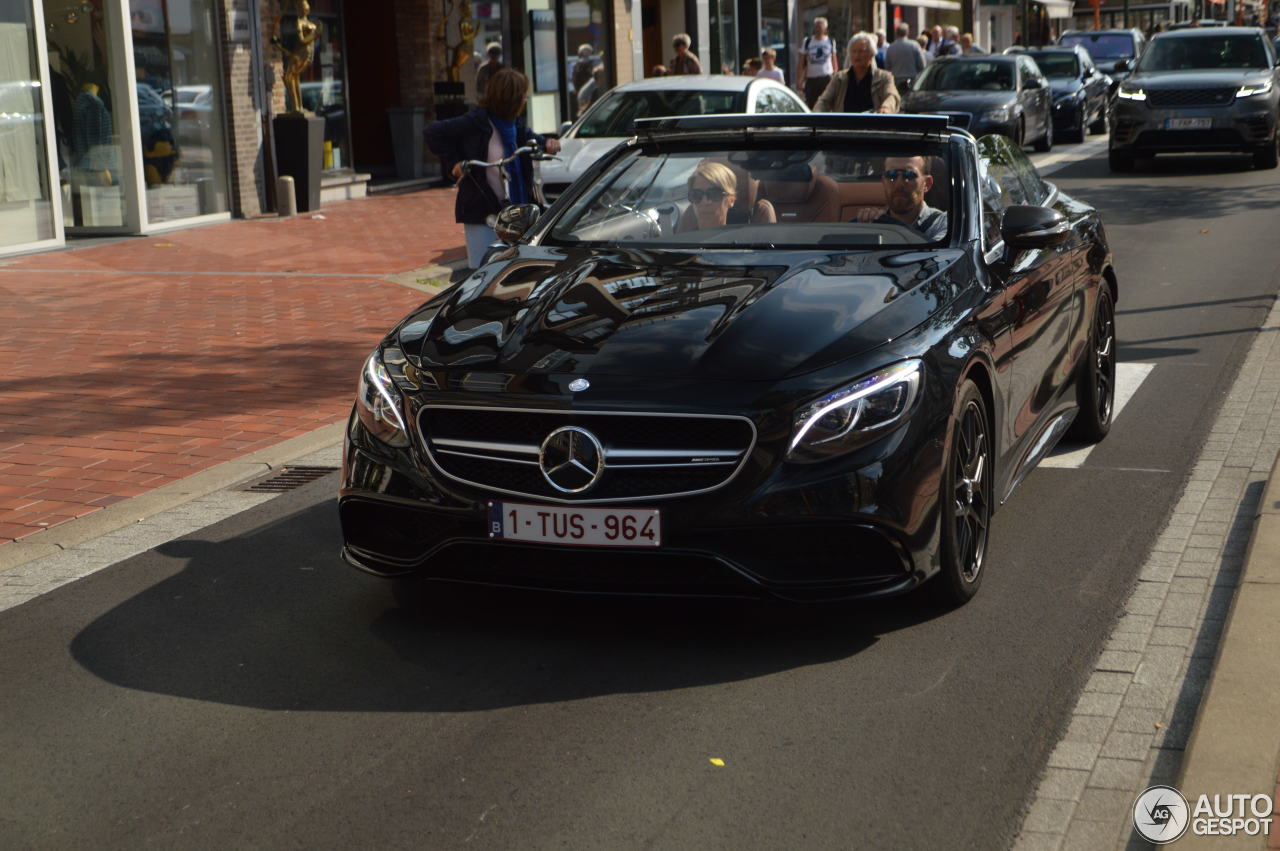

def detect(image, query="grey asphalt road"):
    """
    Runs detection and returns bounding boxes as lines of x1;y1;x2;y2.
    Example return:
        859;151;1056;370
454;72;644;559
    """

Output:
2;150;1278;849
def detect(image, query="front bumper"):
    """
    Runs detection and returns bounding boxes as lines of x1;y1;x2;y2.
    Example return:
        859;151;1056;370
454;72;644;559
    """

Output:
339;406;946;603
1110;100;1276;153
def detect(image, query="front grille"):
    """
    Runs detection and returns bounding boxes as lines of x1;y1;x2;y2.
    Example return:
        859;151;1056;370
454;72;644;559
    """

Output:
1147;88;1235;107
420;406;757;503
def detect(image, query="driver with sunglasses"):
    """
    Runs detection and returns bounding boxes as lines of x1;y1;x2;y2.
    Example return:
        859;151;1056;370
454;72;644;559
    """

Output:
855;155;948;241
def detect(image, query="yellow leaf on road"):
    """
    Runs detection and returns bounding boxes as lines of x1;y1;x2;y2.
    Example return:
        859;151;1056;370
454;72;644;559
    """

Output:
709;758;725;767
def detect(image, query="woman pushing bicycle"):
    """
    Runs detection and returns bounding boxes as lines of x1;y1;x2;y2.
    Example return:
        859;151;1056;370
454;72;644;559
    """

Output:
425;69;561;269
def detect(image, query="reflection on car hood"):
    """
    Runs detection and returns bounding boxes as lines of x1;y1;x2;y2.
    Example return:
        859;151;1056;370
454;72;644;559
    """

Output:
1048;78;1085;98
399;247;967;381
1126;69;1266;88
537;137;628;185
903;90;1017;114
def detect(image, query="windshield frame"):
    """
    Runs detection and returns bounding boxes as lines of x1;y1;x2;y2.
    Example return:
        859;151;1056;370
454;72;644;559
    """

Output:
534;136;963;252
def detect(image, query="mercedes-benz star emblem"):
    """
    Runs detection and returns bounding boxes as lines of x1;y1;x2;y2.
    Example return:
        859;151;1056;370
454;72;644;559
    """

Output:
569;378;590;392
539;426;605;493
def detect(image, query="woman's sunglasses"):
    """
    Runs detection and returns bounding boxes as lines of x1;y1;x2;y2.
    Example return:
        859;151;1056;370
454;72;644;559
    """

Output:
688;187;727;203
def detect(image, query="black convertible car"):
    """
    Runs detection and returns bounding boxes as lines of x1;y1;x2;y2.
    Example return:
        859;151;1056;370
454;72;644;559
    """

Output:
341;114;1118;607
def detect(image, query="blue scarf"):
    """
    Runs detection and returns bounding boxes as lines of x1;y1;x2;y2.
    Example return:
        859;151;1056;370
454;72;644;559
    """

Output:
487;111;527;206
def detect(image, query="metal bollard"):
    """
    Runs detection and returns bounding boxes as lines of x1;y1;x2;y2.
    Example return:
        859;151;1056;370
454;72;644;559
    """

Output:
276;175;297;218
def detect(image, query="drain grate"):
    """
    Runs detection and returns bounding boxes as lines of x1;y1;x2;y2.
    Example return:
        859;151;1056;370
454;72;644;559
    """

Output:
241;465;339;493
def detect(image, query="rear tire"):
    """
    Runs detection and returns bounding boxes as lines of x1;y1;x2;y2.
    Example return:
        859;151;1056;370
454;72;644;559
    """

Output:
1108;148;1135;172
1088;108;1108;135
1034;117;1054;152
930;380;992;607
1068;285;1116;443
1254;136;1279;170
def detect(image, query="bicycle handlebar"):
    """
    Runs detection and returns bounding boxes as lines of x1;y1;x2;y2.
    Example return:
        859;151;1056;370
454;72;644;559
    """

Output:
461;145;559;172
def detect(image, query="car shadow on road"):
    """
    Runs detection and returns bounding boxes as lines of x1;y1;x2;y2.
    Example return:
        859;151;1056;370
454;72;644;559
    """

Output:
68;498;950;712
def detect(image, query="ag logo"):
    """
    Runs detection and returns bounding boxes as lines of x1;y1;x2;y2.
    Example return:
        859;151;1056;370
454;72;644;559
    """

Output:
1134;785;1190;844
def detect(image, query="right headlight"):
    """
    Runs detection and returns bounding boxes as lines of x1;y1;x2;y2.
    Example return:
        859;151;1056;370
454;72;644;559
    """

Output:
1236;79;1273;98
982;105;1011;122
787;360;923;461
355;347;411;447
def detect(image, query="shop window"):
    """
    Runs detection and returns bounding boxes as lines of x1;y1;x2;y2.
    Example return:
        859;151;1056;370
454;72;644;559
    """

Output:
130;0;230;222
294;0;349;171
1;0;57;247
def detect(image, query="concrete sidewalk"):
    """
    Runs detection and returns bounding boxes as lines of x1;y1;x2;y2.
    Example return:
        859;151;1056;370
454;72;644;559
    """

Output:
0;187;464;561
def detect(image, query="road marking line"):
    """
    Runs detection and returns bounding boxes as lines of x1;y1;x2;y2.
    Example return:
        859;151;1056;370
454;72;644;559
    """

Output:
1031;136;1110;177
1041;362;1156;468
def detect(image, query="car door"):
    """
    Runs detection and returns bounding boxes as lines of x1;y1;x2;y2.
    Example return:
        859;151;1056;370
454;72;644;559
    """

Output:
1080;50;1106;124
1019;56;1052;139
978;135;1078;452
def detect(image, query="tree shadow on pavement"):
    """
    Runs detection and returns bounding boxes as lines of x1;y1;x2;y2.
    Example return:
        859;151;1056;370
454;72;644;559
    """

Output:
68;496;951;713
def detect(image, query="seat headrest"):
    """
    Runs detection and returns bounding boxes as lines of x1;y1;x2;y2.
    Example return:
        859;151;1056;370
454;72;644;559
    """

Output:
760;165;816;204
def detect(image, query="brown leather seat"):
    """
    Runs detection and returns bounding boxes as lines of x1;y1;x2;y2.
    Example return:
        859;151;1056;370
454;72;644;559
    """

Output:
836;181;888;222
924;155;949;212
759;166;841;224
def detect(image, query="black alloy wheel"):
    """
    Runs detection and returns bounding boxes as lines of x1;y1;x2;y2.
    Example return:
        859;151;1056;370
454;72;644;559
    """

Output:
1034;114;1054;152
1064;111;1087;144
933;380;992;606
1254;134;1279;170
1069;286;1116;443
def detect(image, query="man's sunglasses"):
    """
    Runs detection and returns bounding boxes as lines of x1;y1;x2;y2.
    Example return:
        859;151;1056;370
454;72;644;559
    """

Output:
882;169;921;182
688;187;727;203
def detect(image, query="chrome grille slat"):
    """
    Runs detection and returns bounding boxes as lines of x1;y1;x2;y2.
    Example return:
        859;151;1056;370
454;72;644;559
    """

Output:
419;404;758;504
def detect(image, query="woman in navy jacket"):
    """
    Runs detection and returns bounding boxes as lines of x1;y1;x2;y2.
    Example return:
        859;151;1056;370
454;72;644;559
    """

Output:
425;69;560;268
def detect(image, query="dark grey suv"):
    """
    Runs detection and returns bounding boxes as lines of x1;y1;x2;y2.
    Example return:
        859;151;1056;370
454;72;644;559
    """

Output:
1109;27;1280;171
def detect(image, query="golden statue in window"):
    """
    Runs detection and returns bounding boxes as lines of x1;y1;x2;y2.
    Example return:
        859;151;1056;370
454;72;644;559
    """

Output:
439;0;478;82
272;0;323;114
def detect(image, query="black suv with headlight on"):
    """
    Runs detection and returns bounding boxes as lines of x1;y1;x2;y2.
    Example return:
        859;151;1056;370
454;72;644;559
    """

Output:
1109;27;1280;170
341;114;1118;607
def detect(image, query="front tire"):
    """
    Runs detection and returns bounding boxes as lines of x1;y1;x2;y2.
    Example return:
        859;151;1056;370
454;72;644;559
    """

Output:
1109;147;1135;172
932;380;992;607
1088;107;1108;135
1034;115;1054;152
1254;135;1279;170
1068;285;1116;443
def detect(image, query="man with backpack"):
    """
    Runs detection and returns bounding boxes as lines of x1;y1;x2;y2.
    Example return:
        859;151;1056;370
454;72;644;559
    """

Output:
796;17;839;108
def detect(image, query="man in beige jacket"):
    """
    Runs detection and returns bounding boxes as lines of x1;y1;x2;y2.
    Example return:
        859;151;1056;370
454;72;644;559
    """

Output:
814;33;901;114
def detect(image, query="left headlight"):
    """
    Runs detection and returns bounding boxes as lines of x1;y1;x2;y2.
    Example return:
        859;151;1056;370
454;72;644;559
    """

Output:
1237;79;1273;98
982;105;1011;122
788;360;923;460
355;348;411;447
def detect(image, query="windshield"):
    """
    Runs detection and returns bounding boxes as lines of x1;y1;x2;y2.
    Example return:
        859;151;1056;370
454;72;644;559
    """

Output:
1060;33;1136;60
575;90;745;138
1026;52;1080;77
545;143;955;250
914;61;1014;91
1137;35;1269;71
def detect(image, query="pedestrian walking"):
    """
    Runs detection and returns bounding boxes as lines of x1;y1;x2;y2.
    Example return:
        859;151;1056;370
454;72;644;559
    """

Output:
757;48;785;83
814;32;901;114
669;34;702;75
474;43;504;98
885;22;928;92
424;69;561;270
796;16;838;108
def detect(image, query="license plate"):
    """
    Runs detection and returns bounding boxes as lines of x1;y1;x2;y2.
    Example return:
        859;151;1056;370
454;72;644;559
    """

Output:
1166;118;1211;130
488;501;661;547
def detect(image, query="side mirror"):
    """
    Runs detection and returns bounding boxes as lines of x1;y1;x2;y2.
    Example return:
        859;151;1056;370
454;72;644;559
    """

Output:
560;120;574;135
1023;77;1043;89
494;204;540;245
1001;205;1070;249
1113;58;1131;72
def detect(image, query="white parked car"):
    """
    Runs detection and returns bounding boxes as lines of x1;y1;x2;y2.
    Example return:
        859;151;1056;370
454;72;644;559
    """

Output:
538;75;809;204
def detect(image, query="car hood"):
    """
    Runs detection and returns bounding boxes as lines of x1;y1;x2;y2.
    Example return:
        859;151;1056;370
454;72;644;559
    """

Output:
399;247;967;381
537;137;627;184
1125;68;1267;88
903;90;1017;114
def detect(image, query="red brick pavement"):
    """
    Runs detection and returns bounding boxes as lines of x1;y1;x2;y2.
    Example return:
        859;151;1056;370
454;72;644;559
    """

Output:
0;188;465;544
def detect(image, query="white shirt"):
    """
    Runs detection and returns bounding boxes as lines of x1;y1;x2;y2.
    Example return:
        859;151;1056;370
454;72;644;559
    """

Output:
804;35;835;79
757;67;785;83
